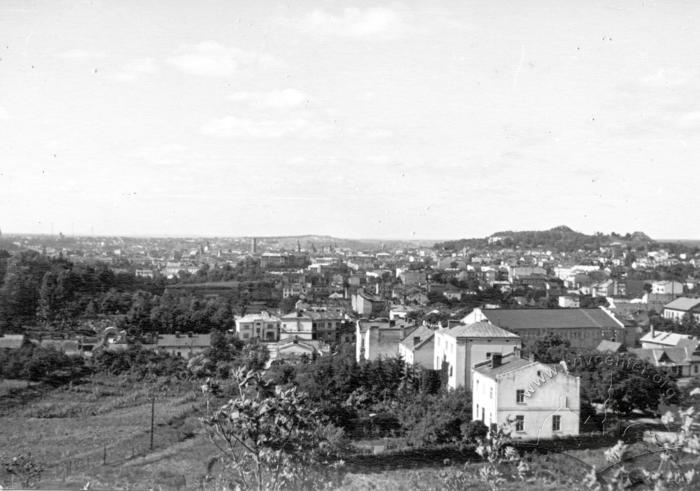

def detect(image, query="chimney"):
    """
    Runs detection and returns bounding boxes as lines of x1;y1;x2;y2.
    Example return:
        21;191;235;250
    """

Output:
491;353;502;368
650;324;655;338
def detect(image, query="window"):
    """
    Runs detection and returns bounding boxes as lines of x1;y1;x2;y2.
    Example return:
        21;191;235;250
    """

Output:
489;388;493;399
695;365;699;374
515;415;524;432
449;365;453;376
486;352;492;359
516;390;525;404
552;415;561;431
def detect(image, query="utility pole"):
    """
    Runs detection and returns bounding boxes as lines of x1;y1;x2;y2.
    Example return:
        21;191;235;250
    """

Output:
150;396;155;451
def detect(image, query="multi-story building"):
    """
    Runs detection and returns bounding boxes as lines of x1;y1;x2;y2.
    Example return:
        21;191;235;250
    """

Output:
472;352;580;439
398;324;435;368
433;322;521;389
235;311;280;342
279;309;344;342
356;318;415;362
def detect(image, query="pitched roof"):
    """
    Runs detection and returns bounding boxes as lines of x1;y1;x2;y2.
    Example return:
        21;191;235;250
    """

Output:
399;325;435;351
472;353;539;378
596;340;623;353
640;330;698;348
663;297;700;312
443;322;519;339
480;308;622;330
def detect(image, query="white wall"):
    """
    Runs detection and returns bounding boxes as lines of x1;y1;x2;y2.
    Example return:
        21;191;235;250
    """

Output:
484;363;580;439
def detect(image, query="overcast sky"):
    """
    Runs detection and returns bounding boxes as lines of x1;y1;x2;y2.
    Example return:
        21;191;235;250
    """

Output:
1;0;699;240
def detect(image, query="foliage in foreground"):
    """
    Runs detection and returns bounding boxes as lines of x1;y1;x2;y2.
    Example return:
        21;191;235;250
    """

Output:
203;368;345;491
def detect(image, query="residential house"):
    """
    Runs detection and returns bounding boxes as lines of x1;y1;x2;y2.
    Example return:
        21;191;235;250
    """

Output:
433;322;522;389
356;318;416;362
663;297;700;323
398;325;435;368
472;352;580;439
351;290;386;316
651;280;684;296
235;311;280;342
629;346;700;378
279;309;344;342
462;307;625;350
150;332;211;359
640;326;698;350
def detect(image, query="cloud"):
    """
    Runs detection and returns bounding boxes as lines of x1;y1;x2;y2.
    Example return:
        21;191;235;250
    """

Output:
201;116;329;139
112;58;158;82
228;89;309;109
56;48;106;61
678;111;700;128
0;106;9;120
292;7;411;39
167;41;279;77
641;68;692;88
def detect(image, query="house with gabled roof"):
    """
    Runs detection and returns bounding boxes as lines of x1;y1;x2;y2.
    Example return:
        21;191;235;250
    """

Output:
433;322;521;389
472;352;580;439
398;324;435;368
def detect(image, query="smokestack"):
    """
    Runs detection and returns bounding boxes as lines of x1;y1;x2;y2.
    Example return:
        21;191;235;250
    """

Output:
491;353;502;368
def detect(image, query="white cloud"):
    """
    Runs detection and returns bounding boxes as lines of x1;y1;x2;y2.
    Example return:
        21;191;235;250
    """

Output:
201;116;329;139
228;89;309;109
294;7;410;39
0;106;9;120
56;48;106;61
641;68;691;87
678;111;700;128
112;58;158;82
167;41;279;78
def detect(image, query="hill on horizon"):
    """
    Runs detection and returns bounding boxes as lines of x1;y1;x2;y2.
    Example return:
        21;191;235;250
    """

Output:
434;226;657;252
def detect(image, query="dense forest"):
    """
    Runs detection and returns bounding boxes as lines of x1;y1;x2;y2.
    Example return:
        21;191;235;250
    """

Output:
0;250;277;336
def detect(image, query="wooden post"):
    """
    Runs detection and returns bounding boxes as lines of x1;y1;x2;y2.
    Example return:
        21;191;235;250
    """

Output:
150;395;155;451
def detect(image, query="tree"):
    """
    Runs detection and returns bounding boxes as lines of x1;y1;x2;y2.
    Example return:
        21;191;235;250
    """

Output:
204;369;344;490
531;332;571;363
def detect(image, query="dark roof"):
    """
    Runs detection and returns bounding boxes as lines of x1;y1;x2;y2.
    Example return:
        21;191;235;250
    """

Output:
156;334;211;348
481;308;622;330
399;325;435;350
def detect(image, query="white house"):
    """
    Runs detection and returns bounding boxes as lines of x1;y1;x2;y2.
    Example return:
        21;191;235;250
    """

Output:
398;324;435;368
640;326;698;349
356;318;415;362
236;311;280;342
663;297;700;323
472;353;580;439
433;322;521;389
651;280;684;296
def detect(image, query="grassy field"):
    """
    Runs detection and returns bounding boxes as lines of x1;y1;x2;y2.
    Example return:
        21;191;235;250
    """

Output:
0;375;221;490
1;379;694;490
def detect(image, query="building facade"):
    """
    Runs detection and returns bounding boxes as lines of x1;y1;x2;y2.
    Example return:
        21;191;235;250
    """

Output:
472;353;580;439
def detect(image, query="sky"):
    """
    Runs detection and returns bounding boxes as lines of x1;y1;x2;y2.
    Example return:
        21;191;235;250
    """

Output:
1;0;699;240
